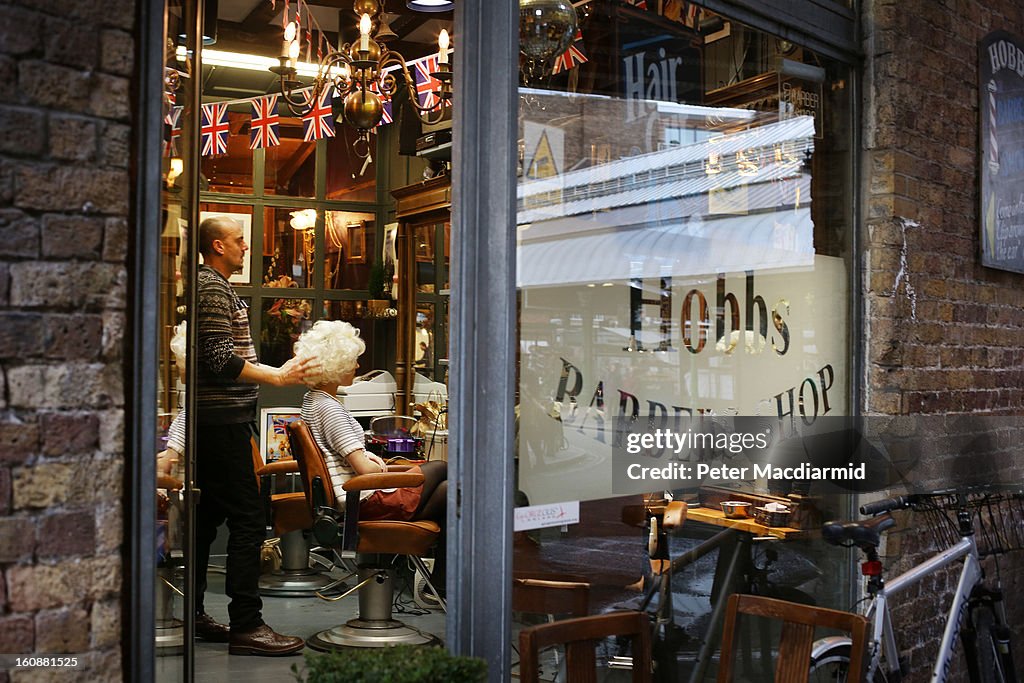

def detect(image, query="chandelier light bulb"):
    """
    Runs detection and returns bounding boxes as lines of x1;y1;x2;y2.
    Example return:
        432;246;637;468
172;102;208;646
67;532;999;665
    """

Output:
284;21;297;42
288;39;301;61
359;13;371;52
438;28;450;65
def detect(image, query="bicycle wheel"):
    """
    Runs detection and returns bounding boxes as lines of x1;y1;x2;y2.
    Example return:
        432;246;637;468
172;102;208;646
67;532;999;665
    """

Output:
971;607;1016;683
809;643;888;683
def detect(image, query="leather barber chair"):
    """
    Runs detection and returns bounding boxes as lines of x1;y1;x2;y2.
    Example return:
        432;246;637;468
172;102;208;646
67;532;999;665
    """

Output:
287;419;444;650
251;439;337;597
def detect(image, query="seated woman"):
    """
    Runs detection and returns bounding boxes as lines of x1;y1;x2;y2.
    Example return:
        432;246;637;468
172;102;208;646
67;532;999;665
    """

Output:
295;320;447;593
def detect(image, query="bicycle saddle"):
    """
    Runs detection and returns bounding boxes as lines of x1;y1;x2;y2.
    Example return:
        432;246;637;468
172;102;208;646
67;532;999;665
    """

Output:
822;512;896;548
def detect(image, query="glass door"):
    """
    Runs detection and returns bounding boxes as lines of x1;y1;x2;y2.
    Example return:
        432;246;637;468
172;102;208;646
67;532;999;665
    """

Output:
155;0;199;680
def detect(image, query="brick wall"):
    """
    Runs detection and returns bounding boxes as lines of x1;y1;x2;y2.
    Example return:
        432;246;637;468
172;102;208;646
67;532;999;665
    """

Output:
863;0;1024;679
0;0;135;680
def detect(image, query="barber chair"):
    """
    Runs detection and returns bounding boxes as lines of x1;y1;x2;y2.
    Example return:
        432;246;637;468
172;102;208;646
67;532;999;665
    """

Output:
156;474;185;655
251;440;337;597
287;419;445;650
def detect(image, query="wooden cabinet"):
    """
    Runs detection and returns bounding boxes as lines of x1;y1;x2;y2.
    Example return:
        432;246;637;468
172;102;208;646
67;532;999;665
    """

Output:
392;175;451;415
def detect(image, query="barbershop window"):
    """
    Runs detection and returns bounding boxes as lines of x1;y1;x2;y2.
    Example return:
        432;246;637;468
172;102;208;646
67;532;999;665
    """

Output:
513;2;855;678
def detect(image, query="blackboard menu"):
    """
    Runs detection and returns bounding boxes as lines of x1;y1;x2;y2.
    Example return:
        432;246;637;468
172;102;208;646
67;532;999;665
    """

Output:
980;30;1024;274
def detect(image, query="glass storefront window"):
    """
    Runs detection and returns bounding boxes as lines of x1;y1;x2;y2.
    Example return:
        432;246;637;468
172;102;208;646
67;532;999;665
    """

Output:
322;300;380;375
264;206;315;288
198;109;254;194
326;129;378;202
264;121;316;197
260;296;312;368
198;203;255;284
324;210;377;290
514;3;855;678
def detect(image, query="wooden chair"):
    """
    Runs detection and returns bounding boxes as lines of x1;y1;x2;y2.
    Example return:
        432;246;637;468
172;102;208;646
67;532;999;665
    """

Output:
717;594;869;683
518;610;652;683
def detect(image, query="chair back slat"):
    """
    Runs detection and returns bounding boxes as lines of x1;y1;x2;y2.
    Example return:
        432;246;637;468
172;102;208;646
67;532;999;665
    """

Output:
717;594;869;683
518;610;651;683
774;621;814;683
564;642;597;683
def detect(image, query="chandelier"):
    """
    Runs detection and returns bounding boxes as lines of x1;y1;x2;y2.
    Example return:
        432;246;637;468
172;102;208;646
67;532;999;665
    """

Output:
271;0;452;158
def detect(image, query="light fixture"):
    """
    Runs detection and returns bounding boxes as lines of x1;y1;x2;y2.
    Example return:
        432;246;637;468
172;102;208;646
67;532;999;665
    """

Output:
166;158;184;188
406;0;454;12
272;0;453;158
290;209;318;276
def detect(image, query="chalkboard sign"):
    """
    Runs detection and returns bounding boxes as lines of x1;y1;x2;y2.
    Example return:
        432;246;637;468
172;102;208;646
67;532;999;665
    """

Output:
980;30;1024;274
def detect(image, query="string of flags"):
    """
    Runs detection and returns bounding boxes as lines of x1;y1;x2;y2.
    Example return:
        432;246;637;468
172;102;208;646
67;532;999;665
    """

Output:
184;51;440;157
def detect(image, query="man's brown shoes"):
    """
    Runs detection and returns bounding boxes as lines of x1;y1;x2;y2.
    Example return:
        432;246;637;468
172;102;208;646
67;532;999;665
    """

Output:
194;613;230;642
228;624;305;656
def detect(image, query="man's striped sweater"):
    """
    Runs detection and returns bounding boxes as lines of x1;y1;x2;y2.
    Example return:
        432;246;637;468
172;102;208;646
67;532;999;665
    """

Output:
196;264;259;425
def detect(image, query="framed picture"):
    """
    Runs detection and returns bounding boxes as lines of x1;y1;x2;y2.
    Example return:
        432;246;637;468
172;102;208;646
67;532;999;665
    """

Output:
259;407;301;463
199;210;253;285
347;222;366;263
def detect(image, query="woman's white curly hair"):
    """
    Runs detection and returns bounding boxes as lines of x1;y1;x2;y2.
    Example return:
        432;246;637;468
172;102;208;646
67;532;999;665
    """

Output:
293;320;365;387
169;321;187;373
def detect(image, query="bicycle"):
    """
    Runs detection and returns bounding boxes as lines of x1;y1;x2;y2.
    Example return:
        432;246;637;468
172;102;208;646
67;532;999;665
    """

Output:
810;487;1023;683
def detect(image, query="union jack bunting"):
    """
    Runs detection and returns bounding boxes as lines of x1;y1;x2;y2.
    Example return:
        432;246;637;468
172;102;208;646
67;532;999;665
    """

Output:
367;81;394;126
301;89;335;141
200;102;230;156
163;105;182;157
625;0;648;9
551;29;588;75
413;55;442;111
250;95;281;149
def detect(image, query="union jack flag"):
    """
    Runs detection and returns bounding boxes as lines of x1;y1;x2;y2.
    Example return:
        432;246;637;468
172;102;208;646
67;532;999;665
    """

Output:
414;55;442;111
200;102;230;156
625;0;648;9
551;30;589;75
163;105;182;157
301;89;335;141
249;95;281;149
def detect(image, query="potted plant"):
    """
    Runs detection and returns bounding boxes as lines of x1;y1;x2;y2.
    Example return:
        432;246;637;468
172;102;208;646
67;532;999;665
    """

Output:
293;646;487;683
367;260;390;318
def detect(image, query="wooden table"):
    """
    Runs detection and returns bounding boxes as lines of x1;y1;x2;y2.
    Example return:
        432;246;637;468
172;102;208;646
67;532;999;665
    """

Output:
684;505;806;540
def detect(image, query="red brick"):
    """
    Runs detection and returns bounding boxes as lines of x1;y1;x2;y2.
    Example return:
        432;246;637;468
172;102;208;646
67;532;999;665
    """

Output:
0;517;34;562
0;421;38;465
43;17;99;70
0;615;33;654
34;607;90;653
47;116;98;164
40;413;99;457
42;315;103;361
36;511;96;559
0;209;40;258
0;313;43;360
0;468;9;515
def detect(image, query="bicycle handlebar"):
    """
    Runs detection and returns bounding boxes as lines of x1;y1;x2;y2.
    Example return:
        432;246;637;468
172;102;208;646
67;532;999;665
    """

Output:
860;496;909;515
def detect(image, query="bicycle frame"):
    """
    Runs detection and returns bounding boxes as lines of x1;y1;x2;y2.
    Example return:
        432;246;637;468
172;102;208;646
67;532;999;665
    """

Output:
836;535;982;683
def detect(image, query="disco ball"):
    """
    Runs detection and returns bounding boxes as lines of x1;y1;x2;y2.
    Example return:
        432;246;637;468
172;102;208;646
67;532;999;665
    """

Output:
520;0;578;62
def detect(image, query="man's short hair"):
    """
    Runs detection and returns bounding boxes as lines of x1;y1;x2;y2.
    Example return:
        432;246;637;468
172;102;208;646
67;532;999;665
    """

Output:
198;216;237;257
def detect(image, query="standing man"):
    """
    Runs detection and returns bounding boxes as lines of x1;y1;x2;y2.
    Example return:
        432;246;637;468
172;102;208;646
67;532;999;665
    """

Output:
194;215;313;655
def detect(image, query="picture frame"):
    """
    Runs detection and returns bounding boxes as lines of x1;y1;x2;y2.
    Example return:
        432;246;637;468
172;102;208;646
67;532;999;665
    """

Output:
259;407;302;463
199;210;253;285
347;222;366;263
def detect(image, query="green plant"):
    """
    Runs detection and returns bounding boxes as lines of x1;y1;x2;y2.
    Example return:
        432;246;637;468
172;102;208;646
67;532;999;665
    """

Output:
293;646;487;683
368;260;387;299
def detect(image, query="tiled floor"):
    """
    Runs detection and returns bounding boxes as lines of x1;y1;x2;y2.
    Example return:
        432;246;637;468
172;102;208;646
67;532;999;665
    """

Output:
155;565;446;683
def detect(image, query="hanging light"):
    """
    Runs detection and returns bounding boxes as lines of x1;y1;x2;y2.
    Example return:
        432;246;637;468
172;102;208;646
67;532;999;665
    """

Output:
272;0;453;159
406;0;454;12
